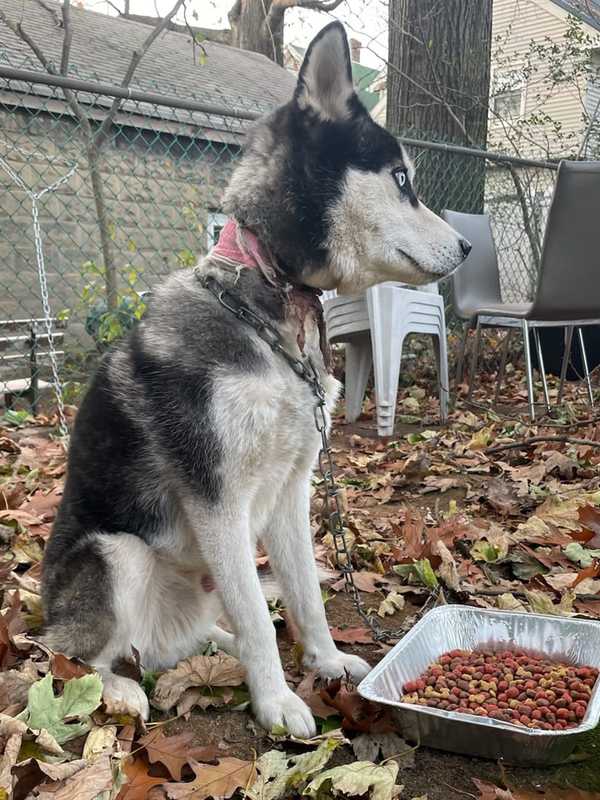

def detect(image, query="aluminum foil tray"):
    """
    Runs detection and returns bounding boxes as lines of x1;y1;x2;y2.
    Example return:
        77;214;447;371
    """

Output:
358;605;600;765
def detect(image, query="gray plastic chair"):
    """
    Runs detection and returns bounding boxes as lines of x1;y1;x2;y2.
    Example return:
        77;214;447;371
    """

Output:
443;161;600;420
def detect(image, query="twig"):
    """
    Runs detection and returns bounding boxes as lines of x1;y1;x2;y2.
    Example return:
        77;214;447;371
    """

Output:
94;0;187;149
485;435;600;455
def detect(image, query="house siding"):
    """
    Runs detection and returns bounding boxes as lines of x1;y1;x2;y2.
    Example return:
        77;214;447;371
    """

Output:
491;0;600;155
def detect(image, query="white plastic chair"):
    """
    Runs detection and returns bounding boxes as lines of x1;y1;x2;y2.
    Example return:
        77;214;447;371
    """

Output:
323;283;449;436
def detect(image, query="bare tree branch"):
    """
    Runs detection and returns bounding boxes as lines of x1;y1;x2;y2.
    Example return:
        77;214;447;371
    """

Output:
33;0;61;26
95;0;188;147
60;0;72;76
122;13;232;45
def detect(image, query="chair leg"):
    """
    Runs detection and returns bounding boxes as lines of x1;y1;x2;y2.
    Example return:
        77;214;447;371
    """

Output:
522;320;536;421
432;331;449;424
466;317;481;402
494;328;513;406
367;284;405;437
533;328;550;413
344;339;373;423
577;327;595;408
558;325;574;405
455;322;469;386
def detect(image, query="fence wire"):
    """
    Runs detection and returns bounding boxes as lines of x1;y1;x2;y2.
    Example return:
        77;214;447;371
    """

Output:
0;66;574;412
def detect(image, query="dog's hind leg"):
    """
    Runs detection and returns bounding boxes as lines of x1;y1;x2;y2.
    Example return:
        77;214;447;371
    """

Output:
262;474;371;683
42;532;151;718
187;504;316;738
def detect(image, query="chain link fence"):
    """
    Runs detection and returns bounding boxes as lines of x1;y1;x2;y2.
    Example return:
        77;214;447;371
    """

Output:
0;64;578;411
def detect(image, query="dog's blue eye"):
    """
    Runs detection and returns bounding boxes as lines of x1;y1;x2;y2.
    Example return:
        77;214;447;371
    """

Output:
393;168;407;189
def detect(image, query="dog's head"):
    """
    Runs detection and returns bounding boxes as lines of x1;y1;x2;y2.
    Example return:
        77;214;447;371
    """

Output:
224;22;470;294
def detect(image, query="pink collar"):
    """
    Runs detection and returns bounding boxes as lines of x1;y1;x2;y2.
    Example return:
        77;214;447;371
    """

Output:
211;219;278;280
209;218;331;370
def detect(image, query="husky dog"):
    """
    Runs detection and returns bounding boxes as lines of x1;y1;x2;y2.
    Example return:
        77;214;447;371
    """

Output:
41;22;470;737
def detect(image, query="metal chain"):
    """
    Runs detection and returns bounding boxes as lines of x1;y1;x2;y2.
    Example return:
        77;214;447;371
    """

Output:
0;146;76;443
198;272;437;641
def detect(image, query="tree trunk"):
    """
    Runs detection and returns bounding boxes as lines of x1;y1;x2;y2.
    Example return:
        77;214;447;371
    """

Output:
229;0;284;65
86;142;118;311
387;0;493;214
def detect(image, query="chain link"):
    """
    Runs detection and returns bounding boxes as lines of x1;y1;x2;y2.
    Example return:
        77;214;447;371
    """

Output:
198;273;438;642
0;147;76;443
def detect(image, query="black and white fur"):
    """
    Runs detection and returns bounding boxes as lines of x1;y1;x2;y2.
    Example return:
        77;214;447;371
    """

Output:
41;23;469;737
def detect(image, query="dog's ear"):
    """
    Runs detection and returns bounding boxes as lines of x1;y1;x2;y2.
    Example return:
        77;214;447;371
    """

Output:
294;21;354;120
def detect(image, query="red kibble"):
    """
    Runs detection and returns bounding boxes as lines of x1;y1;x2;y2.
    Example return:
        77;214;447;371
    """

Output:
400;648;597;732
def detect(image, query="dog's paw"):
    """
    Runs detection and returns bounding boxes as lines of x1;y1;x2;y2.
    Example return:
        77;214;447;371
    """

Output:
312;652;371;683
253;689;316;739
99;672;150;720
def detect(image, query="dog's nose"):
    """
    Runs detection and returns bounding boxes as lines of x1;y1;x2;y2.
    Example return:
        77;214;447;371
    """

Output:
459;238;472;258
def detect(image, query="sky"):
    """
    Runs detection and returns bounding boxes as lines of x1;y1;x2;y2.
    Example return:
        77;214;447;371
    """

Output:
81;0;388;68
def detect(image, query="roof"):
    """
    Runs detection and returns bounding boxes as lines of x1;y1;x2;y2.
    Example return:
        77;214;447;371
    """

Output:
0;0;296;140
285;42;382;112
549;0;600;31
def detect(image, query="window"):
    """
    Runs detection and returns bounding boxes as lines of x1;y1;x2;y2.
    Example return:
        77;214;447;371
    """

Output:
207;211;227;250
491;71;525;120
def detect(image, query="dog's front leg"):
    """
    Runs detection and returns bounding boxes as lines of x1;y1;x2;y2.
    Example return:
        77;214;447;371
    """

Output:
262;476;371;683
190;505;316;738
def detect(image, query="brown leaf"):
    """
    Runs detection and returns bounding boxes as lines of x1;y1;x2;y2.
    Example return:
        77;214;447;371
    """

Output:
33;755;114;800
484;478;521;516
578;503;600;547
296;671;339;719
331;571;389;593
51;652;93;680
403;508;426;560
152;653;245;711
319;680;393;734
119;757;168;800
330;626;373;644
571;559;600;588
139;729;220;782
0;659;39;710
162;757;257;800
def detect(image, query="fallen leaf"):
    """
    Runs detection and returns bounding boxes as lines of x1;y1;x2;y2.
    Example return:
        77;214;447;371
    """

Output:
564;542;600;568
22;672;103;744
304;760;399;800
472;779;515;799
433;540;460;592
152;653;245;711
485;479;521;516
163;757;257;800
296;672;339;719
496;593;527;612
331;572;389;593
351;733;414;768
330;627;373;645
247;739;339;800
119;756;167;800
83;724;117;763
402;509;426;560
0;660;39;709
27;756;115;800
377;592;405;618
524;589;575;616
51;652;92;680
139;728;220;781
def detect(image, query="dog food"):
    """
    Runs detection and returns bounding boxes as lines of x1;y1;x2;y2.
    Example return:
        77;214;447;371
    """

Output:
401;648;598;730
